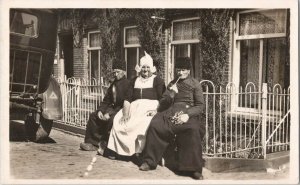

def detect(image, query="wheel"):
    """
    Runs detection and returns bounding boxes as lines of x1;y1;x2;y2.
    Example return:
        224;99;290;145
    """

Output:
24;114;53;142
35;116;53;142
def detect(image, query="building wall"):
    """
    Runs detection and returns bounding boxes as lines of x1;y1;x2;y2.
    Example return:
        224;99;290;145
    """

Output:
55;9;234;86
73;43;85;78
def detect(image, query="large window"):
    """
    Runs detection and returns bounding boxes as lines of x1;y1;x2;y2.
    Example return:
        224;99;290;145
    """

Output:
124;26;140;79
88;31;101;80
233;9;289;110
170;18;201;81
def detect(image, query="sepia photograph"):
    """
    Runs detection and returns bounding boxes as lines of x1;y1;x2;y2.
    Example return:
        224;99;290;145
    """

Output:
0;0;298;184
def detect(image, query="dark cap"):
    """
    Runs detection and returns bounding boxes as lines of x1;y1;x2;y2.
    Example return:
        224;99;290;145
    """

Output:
175;57;192;70
112;59;126;71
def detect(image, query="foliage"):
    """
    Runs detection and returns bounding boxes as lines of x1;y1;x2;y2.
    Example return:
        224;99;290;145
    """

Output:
96;10;122;81
93;9;166;81
135;9;165;76
199;9;235;87
197;9;235;149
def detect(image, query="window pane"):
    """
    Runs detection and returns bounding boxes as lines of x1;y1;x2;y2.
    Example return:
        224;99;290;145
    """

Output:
126;48;138;79
263;38;289;111
239;9;286;36
125;27;139;45
240;40;260;88
174;44;199;79
10;11;38;37
26;52;41;86
89;32;101;48
174;44;188;58
263;38;288;88
173;20;200;41
239;40;260;108
90;50;99;79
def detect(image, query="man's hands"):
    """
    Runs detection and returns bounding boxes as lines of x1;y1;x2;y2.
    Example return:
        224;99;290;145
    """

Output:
169;84;178;93
175;114;189;125
98;111;110;121
170;111;189;125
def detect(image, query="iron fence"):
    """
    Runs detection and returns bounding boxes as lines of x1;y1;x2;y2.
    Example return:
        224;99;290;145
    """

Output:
56;78;290;159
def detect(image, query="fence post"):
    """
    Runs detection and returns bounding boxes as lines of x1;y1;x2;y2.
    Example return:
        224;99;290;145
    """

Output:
261;83;267;159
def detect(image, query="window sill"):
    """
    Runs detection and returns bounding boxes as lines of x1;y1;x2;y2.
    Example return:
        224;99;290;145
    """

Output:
226;110;282;123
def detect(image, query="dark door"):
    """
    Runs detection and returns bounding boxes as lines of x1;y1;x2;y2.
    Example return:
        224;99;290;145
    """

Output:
61;34;73;79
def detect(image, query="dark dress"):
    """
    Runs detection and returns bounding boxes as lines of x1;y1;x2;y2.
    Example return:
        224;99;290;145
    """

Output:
142;76;206;172
84;76;130;146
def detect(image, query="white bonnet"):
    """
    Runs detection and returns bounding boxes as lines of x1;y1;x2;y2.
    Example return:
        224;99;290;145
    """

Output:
135;51;157;73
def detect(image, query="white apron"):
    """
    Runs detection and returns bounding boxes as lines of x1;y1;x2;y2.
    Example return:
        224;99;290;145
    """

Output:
107;99;158;156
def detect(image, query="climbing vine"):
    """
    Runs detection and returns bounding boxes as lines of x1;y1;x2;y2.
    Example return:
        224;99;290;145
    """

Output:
199;9;235;87
135;9;166;76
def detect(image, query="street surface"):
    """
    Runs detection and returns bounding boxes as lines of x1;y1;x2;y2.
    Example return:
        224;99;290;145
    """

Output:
9;125;290;182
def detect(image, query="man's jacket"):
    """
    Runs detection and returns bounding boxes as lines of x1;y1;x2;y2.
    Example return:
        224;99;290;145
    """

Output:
97;76;130;116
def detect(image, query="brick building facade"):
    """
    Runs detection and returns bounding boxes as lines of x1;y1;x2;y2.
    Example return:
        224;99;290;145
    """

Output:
53;9;290;90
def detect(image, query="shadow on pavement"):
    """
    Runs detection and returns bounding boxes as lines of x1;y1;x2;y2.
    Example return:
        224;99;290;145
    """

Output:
9;120;56;143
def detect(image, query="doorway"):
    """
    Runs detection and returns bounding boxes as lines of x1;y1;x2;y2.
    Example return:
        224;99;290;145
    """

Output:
60;34;73;79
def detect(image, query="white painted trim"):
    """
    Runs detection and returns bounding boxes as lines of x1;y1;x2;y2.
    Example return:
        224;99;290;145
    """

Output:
171;40;200;44
125;48;128;74
172;17;200;23
238;8;287;15
98;50;101;82
236;33;286;40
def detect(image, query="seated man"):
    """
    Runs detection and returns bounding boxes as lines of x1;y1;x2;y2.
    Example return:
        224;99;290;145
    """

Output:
80;59;130;152
139;57;206;180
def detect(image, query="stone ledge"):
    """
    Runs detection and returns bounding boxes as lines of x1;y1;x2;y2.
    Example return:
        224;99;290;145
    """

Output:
204;151;289;172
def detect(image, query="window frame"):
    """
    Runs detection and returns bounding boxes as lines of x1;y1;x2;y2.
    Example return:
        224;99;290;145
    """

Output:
10;10;40;38
171;17;200;44
124;26;141;48
124;26;141;78
169;17;200;81
236;9;287;40
87;30;101;80
231;9;288;114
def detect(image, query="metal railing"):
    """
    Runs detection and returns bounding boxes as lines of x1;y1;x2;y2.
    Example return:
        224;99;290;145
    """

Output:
56;77;109;128
56;78;290;159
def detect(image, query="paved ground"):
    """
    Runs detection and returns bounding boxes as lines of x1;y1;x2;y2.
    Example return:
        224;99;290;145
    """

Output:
9;123;291;182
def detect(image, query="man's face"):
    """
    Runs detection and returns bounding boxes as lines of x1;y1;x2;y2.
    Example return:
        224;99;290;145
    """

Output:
176;68;190;79
140;65;151;78
113;69;125;80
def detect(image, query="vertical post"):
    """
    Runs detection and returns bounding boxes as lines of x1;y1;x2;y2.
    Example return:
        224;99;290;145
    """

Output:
261;83;267;159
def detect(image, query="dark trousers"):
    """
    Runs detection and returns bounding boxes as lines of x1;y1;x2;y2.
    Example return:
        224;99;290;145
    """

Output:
142;111;205;172
84;111;114;146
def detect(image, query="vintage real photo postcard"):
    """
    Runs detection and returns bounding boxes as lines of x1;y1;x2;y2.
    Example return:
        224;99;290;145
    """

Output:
0;0;299;184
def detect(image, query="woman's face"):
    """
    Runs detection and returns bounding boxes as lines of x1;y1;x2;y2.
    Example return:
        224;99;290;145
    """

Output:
140;65;152;78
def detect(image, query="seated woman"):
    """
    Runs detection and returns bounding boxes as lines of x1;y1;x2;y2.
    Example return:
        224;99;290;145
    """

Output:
100;51;166;159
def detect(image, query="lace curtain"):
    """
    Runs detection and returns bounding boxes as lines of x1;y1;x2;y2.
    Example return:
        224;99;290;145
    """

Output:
125;27;139;45
239;9;286;36
173;20;200;41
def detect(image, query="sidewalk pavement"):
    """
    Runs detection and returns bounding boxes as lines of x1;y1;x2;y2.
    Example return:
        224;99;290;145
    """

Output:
9;127;290;182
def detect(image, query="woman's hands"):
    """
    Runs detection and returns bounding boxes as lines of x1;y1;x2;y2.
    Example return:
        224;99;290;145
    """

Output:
146;110;157;117
120;115;130;124
120;100;131;125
